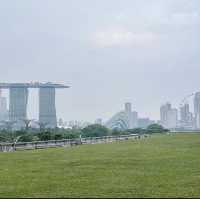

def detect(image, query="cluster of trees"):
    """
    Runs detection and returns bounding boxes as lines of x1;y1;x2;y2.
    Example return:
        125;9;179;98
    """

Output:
0;123;169;143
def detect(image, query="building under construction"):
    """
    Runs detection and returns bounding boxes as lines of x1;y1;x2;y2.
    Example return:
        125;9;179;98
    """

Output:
0;82;69;128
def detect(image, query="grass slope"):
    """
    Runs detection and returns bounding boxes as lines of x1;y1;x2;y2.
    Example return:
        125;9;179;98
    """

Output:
0;133;200;198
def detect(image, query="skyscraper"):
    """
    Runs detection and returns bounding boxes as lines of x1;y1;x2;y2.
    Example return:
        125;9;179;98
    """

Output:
160;102;171;127
160;102;177;129
0;82;69;129
9;88;28;122
39;87;57;128
0;90;8;121
194;92;200;129
125;102;132;114
132;111;138;128
125;102;132;128
180;103;193;128
180;103;189;123
166;108;178;129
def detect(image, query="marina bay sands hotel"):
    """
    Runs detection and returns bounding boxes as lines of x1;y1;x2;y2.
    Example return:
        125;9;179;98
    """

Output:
0;82;69;128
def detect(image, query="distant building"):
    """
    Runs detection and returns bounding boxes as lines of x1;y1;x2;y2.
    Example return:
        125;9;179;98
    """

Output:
0;82;69;128
68;120;81;128
180;103;193;128
0;90;8;121
160;102;177;129
9;87;28;122
39;88;57;128
160;102;171;127
132;111;138;128
58;118;64;127
106;111;129;130
95;118;102;125
106;102;139;130
125;102;132;128
138;118;154;128
166;108;178;129
194;92;200;129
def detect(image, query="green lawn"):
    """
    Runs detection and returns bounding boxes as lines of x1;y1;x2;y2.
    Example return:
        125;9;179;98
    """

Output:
0;133;200;198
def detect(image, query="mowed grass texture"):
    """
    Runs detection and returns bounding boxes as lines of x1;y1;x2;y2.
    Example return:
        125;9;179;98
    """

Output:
0;133;200;198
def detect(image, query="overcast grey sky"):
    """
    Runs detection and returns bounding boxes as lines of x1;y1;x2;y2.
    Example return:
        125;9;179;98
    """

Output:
0;0;200;122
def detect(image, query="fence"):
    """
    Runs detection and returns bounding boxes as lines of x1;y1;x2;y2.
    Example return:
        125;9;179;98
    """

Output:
0;134;149;152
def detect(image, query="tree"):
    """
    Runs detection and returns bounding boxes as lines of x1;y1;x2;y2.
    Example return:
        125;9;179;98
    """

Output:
111;128;122;136
37;131;52;141
36;121;49;131
21;119;32;131
54;134;63;140
18;134;34;142
3;121;16;131
146;124;168;134
81;124;109;138
127;128;144;134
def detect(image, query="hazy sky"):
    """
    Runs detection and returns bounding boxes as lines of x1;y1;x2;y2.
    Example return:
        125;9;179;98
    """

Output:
0;0;200;122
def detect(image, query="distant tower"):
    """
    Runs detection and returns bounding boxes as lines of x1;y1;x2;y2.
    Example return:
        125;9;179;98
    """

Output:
160;102;171;128
167;108;178;129
0;82;69;129
9;88;28;122
58;118;64;127
39;87;57;128
194;92;200;129
0;89;8;121
95;118;102;125
125;102;132;114
180;103;193;128
180;104;189;123
132;111;138;128
125;102;132;129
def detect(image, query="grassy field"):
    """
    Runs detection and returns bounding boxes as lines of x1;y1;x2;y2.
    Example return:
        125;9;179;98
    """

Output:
0;133;200;198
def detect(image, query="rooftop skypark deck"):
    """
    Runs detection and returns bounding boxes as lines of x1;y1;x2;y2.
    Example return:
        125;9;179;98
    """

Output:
0;82;69;89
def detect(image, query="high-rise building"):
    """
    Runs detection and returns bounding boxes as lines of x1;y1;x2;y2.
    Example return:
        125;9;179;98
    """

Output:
0;82;69;129
160;102;171;128
132;111;138;128
166;108;178;129
180;103;189;123
138;118;153;128
9;88;28;122
58;118;64;127
180;103;193;128
39;88;57;128
194;92;200;129
0;90;8;121
160;102;177;129
125;102;132;128
125;102;132;114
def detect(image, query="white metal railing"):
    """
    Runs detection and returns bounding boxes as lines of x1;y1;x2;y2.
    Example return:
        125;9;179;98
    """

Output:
0;134;149;152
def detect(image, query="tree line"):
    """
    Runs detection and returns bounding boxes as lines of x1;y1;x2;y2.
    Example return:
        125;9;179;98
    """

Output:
0;123;169;143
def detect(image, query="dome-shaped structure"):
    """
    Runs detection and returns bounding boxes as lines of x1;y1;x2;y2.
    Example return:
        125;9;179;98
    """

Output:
105;111;129;130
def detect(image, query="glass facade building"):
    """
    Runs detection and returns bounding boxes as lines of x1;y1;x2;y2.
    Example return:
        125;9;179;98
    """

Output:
39;88;57;128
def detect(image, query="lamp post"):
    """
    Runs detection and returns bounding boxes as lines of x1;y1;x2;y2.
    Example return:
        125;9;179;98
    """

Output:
79;134;82;144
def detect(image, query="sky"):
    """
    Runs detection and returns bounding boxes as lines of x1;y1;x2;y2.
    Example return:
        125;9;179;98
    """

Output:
0;0;200;122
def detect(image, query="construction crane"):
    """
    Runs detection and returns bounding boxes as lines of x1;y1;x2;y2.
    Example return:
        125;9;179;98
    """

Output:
179;93;195;107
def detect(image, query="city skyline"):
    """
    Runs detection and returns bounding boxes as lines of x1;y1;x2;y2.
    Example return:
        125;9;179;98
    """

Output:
0;0;200;122
0;88;200;123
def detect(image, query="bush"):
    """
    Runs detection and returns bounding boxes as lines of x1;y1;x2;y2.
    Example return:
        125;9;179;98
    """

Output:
81;124;110;138
146;124;167;134
37;131;52;141
18;134;34;142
